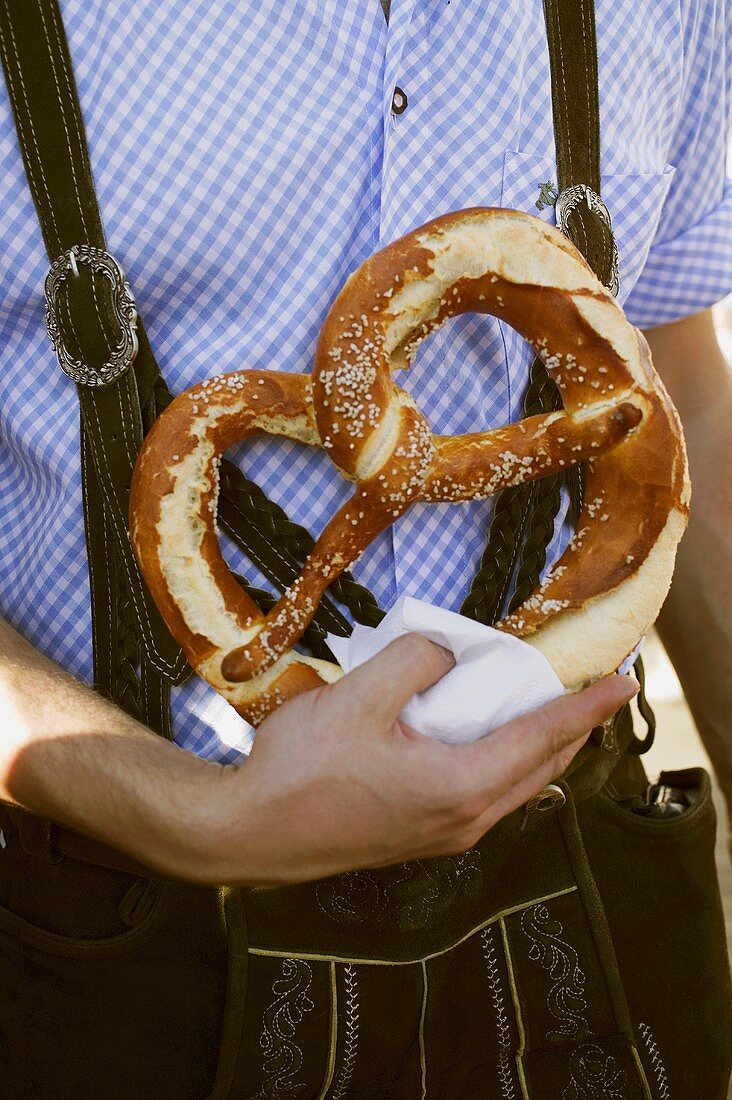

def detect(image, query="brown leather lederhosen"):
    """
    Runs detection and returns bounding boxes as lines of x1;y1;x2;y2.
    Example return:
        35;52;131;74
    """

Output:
0;1;730;1097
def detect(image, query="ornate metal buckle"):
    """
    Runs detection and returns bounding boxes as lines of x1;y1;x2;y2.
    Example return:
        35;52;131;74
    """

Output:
555;184;620;298
44;245;138;387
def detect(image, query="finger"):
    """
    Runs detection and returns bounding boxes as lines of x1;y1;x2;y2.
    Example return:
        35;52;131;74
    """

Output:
330;633;455;722
457;674;638;800
472;731;590;836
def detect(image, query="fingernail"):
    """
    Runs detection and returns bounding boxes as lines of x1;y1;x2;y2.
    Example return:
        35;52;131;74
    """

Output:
621;676;640;699
435;644;456;666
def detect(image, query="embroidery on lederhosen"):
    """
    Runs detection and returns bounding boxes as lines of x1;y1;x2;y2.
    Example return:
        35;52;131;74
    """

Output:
481;927;518;1100
315;850;481;930
520;904;630;1099
330;965;359;1100
255;958;314;1098
520;903;590;1041
637;1023;670;1099
561;1044;627;1099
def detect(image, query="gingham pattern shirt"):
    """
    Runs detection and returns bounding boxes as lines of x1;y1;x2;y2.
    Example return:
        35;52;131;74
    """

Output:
1;0;731;761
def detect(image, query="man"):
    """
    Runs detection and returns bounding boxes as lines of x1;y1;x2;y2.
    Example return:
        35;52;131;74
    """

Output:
0;1;730;1096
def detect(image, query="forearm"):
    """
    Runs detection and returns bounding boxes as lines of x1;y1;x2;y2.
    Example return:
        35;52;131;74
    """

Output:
644;312;732;804
0;615;218;876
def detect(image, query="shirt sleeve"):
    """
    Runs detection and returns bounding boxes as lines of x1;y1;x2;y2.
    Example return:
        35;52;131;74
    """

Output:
623;0;732;329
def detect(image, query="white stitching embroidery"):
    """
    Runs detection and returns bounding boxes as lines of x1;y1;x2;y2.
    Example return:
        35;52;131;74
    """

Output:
638;1022;670;1099
562;1043;627;1099
36;0;87;234
256;957;315;1099
481;927;517;1100
38;0;115;353
330;965;359;1100
520;903;589;1042
80;433;114;688
83;396;179;674
0;7;62;253
315;850;481;930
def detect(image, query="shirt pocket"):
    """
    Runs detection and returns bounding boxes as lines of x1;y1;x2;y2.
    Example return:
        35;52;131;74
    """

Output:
501;151;676;308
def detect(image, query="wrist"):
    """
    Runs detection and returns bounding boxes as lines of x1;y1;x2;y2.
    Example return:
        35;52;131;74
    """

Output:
178;760;268;887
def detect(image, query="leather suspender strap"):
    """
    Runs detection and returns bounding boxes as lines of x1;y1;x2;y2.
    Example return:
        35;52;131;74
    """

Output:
547;0;602;195
543;0;618;293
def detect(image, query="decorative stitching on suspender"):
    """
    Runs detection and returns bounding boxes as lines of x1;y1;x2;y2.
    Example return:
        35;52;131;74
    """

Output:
47;0;93;208
255;957;315;1099
36;0;86;232
637;1023;670;1099
0;6;62;254
59;286;84;371
577;0;593;178
583;0;600;180
83;396;180;675
119;372;144;471
37;0;116;352
81;433;114;691
548;0;573;180
481;927;517;1100
330;965;359;1100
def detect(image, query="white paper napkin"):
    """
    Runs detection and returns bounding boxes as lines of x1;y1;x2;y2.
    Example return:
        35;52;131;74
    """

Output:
327;596;565;744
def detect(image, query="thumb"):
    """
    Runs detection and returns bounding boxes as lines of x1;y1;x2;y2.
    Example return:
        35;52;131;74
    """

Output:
330;633;455;723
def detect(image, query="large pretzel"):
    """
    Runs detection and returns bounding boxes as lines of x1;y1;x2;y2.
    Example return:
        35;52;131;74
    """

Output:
130;209;689;726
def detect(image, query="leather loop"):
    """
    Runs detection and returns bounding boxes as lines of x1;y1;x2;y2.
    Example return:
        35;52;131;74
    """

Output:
118;878;158;927
17;811;62;864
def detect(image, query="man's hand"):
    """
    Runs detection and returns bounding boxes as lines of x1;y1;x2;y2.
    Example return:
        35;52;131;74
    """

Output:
0;616;636;886
197;635;638;886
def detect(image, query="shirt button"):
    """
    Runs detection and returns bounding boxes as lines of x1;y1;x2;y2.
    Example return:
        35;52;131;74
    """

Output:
391;86;408;114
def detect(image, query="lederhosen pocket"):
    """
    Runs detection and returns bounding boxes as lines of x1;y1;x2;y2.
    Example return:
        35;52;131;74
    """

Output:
0;803;228;1099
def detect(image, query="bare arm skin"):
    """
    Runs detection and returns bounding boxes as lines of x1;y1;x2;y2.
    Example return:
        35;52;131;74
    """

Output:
0;615;636;885
643;309;732;820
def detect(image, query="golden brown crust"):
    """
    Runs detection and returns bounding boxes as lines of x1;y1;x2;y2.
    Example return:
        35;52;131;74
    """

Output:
130;208;688;724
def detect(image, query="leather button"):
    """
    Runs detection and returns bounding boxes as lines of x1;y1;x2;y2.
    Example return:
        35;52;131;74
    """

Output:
391;86;408;114
525;784;566;816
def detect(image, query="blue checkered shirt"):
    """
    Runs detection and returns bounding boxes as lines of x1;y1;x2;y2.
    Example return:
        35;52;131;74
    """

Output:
1;0;731;760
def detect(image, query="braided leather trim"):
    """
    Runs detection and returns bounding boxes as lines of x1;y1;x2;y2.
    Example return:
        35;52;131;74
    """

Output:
462;356;569;624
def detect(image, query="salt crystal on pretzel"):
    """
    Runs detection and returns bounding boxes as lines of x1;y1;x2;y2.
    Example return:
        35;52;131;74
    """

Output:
130;208;689;726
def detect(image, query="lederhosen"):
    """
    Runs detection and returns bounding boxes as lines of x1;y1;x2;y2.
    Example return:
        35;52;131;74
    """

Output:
0;1;730;1097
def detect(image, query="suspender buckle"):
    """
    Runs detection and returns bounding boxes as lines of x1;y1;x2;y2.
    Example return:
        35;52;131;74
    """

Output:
555;184;620;298
44;245;139;386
